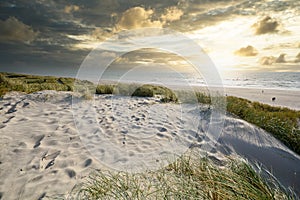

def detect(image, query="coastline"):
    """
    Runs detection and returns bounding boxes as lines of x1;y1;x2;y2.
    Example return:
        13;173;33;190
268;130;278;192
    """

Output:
224;87;300;111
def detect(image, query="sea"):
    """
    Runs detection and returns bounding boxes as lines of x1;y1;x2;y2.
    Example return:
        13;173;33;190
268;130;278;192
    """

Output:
5;68;299;91
100;70;300;91
220;71;300;91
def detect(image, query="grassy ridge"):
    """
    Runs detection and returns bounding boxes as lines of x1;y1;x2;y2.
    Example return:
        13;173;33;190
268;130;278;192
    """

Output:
1;72;299;154
96;84;178;102
73;155;294;200
226;96;300;154
0;72;74;96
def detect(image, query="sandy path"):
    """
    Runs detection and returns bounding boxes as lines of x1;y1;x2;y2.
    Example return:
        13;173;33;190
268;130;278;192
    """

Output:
0;92;104;199
0;91;299;199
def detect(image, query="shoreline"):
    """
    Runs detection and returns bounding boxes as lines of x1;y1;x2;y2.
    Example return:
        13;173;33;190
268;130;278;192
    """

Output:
223;87;300;111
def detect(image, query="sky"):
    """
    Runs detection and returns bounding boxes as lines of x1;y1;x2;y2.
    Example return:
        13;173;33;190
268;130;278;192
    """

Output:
0;0;299;77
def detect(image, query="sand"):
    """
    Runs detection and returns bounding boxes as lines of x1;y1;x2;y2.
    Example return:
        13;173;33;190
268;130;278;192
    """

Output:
0;90;299;199
224;87;300;110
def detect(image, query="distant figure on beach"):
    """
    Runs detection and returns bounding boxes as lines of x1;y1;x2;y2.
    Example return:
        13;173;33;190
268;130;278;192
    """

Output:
262;90;264;93
272;97;276;102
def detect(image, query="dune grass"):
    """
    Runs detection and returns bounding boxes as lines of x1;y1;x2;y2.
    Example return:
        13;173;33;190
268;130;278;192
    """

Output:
95;83;178;103
226;96;300;154
0;72;74;97
72;155;295;200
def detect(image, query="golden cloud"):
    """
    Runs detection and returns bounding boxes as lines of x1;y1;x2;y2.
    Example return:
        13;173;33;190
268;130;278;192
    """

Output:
275;53;286;63
234;45;258;56
259;56;275;65
252;16;280;35
0;17;38;43
116;7;162;30
260;53;287;65
161;6;184;22
294;52;300;63
64;5;80;14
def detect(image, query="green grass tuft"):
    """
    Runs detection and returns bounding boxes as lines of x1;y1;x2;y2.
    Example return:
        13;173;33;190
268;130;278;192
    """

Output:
95;84;178;103
0;72;75;97
72;155;295;200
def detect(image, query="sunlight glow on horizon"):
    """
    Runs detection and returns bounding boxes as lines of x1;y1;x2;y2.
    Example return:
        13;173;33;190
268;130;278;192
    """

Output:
67;14;300;73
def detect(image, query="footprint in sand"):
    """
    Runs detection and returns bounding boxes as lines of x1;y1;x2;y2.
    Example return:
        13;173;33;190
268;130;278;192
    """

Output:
5;100;23;114
83;158;92;167
40;151;61;170
33;135;45;148
37;192;46;200
22;102;30;108
2;116;15;124
158;127;167;132
65;168;76;178
18;117;29;122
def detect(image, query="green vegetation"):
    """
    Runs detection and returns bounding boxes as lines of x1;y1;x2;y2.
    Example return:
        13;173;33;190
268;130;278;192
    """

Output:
0;72;74;97
72;155;294;200
226;96;300;154
95;83;178;103
95;84;114;95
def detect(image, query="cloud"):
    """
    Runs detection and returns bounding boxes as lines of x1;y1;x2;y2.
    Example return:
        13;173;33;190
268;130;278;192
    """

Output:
64;5;80;14
98;6;183;38
0;17;38;43
294;52;300;63
259;56;276;65
252;16;280;35
91;28;113;41
260;53;288;65
234;45;258;56
116;7;163;30
275;53;286;63
161;6;184;22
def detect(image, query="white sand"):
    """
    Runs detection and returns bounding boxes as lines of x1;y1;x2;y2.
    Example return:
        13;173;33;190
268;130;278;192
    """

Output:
0;90;299;199
224;87;300;110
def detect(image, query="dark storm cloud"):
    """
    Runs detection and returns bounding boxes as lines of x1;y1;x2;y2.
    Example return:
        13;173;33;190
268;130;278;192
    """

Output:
0;17;38;43
0;0;92;72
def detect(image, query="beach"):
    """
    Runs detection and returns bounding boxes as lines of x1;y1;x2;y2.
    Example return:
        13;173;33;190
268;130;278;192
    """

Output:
0;88;299;199
224;87;300;111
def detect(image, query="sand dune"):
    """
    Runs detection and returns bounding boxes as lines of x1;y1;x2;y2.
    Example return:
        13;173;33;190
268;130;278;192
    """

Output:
0;91;299;199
